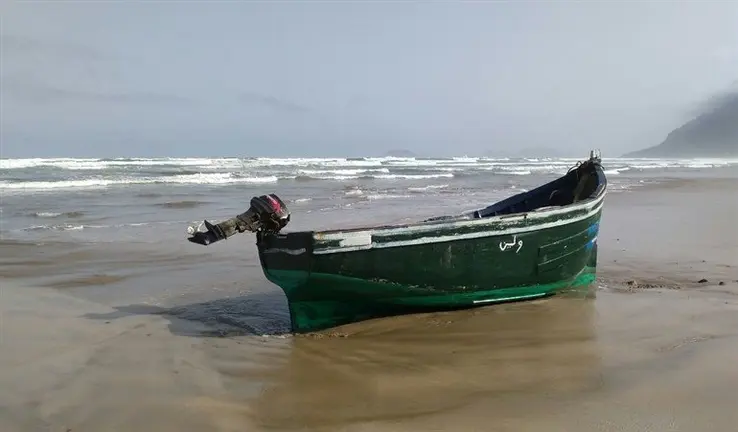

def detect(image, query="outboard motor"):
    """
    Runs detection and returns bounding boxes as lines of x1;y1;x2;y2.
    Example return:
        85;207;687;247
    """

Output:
187;194;290;246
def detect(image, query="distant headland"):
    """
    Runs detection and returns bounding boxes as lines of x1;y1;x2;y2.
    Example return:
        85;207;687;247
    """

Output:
624;92;738;158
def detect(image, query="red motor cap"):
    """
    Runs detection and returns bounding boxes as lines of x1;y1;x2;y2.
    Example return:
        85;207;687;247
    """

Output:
265;194;282;212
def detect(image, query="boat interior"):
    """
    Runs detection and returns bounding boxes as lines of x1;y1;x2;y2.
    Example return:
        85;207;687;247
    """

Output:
422;157;607;224
312;155;606;234
474;158;604;217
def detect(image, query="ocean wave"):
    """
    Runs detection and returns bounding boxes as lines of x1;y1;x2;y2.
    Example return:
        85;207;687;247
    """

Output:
19;220;187;232
24;224;88;231
365;194;413;200
293;172;454;181
153;200;209;209
0;173;278;191
344;188;364;196
603;167;631;175
340;191;414;201
375;173;455;180
3;156;737;193
3;156;738;172
342;187;437;200
407;184;449;192
0;157;239;171
31;211;85;218
296;168;390;176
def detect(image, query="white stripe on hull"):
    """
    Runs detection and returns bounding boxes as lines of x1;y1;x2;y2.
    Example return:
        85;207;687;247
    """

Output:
472;293;548;304
313;192;606;255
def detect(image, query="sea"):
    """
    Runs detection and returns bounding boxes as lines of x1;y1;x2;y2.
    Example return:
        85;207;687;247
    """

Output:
2;156;737;245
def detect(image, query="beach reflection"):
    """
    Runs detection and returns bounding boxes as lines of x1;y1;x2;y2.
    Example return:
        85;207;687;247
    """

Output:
248;292;602;431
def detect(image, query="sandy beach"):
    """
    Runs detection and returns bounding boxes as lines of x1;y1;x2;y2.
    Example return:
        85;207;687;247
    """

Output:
1;177;737;432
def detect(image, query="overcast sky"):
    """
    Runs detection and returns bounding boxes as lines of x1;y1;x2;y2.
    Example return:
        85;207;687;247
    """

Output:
1;1;736;158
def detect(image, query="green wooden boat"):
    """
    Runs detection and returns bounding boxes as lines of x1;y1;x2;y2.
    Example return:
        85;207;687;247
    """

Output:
187;152;607;333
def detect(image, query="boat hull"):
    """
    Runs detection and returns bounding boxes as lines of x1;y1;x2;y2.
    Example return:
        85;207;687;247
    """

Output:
257;201;603;333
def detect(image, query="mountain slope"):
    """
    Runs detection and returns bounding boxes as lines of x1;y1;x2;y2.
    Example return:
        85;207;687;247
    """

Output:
624;92;738;158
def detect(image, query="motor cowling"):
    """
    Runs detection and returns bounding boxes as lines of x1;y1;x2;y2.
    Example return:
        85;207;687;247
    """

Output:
236;194;291;234
187;193;290;246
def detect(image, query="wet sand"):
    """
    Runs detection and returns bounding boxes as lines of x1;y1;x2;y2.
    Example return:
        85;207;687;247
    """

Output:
1;178;737;432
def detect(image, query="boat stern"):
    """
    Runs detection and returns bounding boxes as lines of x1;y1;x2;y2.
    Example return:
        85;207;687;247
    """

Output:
256;231;314;291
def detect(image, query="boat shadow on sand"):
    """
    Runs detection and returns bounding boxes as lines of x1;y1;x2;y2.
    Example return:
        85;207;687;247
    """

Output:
81;283;598;339
82;290;294;337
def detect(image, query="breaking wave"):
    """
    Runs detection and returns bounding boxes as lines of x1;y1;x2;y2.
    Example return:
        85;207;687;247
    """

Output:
408;184;449;192
2;156;737;192
30;211;85;218
153;200;209;209
24;224;89;231
19;220;186;232
0;173;278;191
3;156;736;171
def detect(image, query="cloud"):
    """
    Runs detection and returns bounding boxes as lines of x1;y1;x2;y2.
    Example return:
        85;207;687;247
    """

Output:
1;33;124;97
702;90;738;114
238;92;311;114
686;86;738;119
2;34;190;109
712;46;738;61
3;74;192;106
2;34;106;62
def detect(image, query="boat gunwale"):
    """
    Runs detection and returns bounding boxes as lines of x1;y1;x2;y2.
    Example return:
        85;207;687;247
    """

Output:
310;164;607;239
310;199;604;254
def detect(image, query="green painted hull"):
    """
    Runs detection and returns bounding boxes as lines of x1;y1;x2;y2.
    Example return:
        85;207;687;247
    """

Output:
258;208;603;333
267;264;597;334
256;159;606;333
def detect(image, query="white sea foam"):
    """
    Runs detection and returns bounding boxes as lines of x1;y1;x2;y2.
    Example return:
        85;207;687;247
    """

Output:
2;156;736;192
407;184;449;192
24;224;87;231
0;157;231;170
3;156;738;171
0;173;278;191
603;167;631;175
375;173;454;180
344;189;364;196
18;220;189;233
297;168;390;176
365;194;413;200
